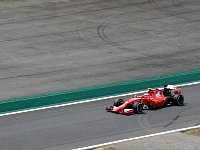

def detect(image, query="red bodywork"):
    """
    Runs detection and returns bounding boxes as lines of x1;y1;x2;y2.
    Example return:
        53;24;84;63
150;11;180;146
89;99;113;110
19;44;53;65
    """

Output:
106;86;182;115
106;98;141;115
134;89;167;107
136;86;181;107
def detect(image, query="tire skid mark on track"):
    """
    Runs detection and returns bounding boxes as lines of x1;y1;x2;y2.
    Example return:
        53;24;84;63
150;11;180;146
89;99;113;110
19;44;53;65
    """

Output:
97;0;200;55
0;2;155;45
0;0;199;105
76;1;148;54
0;32;199;64
97;22;133;53
96;3;147;53
148;0;199;22
0;27;94;43
137;110;160;134
0;0;146;11
74;10;104;53
164;115;180;127
0;83;199;150
0;47;199;81
0;1;150;26
163;103;200;127
1;4;200;44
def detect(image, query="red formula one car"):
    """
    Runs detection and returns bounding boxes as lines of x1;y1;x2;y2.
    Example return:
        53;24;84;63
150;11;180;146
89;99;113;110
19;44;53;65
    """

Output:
106;85;184;115
106;97;144;115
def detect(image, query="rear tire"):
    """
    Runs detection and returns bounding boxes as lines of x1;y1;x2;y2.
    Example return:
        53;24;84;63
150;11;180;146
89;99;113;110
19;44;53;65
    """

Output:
132;102;143;114
173;95;184;106
114;98;124;107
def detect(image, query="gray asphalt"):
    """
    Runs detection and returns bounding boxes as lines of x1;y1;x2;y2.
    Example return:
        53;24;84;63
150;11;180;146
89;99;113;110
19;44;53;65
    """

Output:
0;84;199;150
0;0;200;100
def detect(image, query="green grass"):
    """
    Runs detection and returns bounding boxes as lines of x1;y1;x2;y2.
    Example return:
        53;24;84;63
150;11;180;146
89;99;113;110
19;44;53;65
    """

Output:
94;147;116;150
0;0;12;2
184;128;200;137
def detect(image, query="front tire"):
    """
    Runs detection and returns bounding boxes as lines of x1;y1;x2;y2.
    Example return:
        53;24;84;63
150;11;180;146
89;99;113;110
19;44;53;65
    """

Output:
114;98;124;107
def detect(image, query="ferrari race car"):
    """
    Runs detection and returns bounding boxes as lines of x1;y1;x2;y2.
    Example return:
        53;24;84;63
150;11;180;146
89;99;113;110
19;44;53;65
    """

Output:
106;97;144;115
106;85;184;115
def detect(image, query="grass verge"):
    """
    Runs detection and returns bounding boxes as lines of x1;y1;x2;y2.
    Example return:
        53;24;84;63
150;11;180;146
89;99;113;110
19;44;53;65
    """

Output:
0;0;12;2
183;128;200;137
94;147;116;150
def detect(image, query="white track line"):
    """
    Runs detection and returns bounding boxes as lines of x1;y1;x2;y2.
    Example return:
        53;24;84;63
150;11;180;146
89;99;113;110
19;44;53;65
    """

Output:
0;81;199;117
73;125;200;150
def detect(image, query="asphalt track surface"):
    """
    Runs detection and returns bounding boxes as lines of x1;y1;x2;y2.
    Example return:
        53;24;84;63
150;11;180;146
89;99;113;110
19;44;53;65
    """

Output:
0;0;200;99
0;84;199;150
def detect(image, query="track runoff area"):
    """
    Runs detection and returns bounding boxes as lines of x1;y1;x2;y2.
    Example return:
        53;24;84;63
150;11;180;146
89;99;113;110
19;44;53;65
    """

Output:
0;81;200;150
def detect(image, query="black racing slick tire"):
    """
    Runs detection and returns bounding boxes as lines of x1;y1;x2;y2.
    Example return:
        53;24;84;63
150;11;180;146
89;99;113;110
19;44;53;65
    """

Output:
132;102;143;114
114;98;124;107
173;95;184;106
